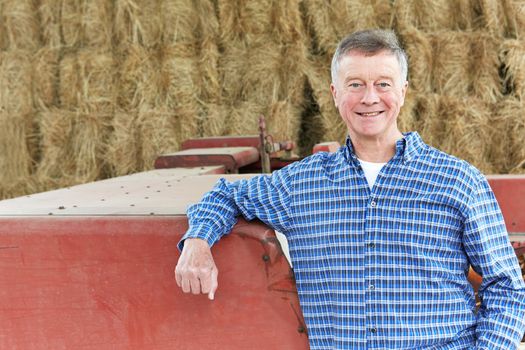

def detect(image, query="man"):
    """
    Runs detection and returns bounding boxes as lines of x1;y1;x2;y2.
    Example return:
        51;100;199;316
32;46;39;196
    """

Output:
175;29;525;349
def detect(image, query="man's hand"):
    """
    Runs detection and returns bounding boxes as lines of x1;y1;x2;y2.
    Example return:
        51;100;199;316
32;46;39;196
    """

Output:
175;238;218;300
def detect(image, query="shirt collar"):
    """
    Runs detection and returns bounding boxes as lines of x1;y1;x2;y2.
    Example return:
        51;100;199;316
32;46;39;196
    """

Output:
342;131;425;165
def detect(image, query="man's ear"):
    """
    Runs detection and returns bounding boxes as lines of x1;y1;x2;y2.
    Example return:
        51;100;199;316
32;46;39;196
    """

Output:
330;83;337;107
399;80;408;107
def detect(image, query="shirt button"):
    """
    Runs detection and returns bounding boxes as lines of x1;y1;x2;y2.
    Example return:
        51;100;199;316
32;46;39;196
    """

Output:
368;242;376;248
369;327;377;334
368;284;375;291
370;200;377;207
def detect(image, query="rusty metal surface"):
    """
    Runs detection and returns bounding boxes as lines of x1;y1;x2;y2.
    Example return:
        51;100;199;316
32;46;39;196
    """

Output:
154;147;260;173
0;217;308;349
0;169;257;216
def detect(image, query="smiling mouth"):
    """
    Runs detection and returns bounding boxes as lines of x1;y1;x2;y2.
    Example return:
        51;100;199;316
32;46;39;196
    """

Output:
356;111;384;117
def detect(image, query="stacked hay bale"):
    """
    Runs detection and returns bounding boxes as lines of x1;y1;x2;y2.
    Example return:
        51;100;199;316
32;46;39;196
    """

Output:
218;0;308;144
0;0;41;198
37;0;115;189
0;0;524;199
392;0;525;174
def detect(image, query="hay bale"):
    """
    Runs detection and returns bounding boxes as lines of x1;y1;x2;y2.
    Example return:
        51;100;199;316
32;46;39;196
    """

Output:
393;0;456;32
0;114;33;186
37;108;76;180
472;0;507;37
0;2;6;50
45;0;113;49
0;50;34;117
0;0;40;51
198;103;230;137
370;0;394;28
38;0;62;48
438;96;493;174
0;175;45;200
305;55;346;143
58;49;117;112
72;111;113;181
162;0;223;137
241;39;282;104
399;27;433;93
193;0;221;103
397;90;418;133
227;101;265;136
37;108;112;182
490;98;525;173
81;0;113;49
267;100;302;143
160;45;199;142
32;47;60;109
137;107;181;170
500;39;525;100
303;0;378;55
106;110;141;176
60;0;82;48
302;0;344;55
217;0;249;43
470;32;502;103
0;50;38;168
161;0;200;47
503;0;525;39
116;44;161;110
414;93;442;148
267;0;307;44
114;0;162;48
430;31;471;97
219;42;247;101
449;0;476;30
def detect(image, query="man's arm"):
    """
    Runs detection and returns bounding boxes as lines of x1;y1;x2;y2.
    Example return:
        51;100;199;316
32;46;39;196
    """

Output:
463;175;525;349
174;165;296;299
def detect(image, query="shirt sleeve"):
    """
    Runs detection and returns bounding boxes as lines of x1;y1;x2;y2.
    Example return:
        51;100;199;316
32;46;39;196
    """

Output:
177;164;294;251
462;174;525;349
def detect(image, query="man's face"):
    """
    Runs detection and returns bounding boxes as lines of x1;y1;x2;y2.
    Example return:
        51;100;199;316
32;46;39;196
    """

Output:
330;50;408;144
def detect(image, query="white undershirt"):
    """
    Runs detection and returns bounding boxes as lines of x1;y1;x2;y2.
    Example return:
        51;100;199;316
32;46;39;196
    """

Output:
358;158;387;189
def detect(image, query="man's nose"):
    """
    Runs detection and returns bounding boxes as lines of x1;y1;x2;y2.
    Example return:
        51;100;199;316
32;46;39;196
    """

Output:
360;85;380;105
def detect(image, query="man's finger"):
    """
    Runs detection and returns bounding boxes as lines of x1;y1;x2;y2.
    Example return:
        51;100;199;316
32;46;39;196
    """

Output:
200;269;212;294
174;266;182;287
208;266;218;300
181;275;191;293
189;274;201;295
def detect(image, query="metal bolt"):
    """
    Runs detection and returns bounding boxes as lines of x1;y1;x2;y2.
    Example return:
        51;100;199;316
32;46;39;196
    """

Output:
262;254;270;262
297;326;306;333
58;206;65;210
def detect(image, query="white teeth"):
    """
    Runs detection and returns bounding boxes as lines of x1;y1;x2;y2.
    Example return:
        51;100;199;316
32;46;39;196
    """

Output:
360;112;380;117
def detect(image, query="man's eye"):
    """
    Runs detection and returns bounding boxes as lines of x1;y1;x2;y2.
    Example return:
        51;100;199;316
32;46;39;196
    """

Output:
378;82;390;88
349;83;361;88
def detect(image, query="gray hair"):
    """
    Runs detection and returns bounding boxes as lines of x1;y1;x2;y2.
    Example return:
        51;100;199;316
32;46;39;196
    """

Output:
330;29;408;84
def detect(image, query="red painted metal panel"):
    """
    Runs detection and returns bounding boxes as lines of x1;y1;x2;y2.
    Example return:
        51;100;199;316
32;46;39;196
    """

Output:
182;136;261;150
0;217;308;349
487;175;525;235
154;147;260;173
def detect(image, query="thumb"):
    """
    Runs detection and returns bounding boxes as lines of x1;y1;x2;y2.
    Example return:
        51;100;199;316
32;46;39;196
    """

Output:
208;266;218;300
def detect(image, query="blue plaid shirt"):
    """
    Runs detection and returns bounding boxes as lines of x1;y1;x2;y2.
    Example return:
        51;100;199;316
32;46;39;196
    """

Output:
181;132;525;349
